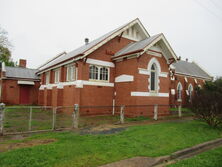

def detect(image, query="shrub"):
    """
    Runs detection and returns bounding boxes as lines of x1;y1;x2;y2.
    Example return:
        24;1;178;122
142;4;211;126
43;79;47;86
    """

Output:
190;78;222;127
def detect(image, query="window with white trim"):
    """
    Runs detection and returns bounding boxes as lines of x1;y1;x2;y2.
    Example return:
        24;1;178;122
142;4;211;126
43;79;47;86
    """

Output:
54;69;60;83
188;84;193;102
177;82;182;100
45;71;50;85
66;65;76;81
150;63;158;91
89;65;109;81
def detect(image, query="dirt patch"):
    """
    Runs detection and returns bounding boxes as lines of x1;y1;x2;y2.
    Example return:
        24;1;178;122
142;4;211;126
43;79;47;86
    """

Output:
80;124;127;135
0;139;56;152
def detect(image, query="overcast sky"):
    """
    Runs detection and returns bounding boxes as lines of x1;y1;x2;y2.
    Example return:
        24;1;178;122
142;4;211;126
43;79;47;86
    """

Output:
1;0;222;77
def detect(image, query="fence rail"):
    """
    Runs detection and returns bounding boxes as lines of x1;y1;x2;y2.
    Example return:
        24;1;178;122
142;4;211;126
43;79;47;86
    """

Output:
0;103;192;135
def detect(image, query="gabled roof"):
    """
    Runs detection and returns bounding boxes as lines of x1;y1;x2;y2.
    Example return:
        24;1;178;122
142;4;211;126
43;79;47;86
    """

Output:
173;60;212;80
113;33;177;61
114;34;161;57
38;18;150;73
5;66;39;80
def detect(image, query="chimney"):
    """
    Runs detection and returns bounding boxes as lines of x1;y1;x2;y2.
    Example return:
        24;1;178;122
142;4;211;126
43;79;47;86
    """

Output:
19;59;26;68
186;58;188;62
85;38;89;45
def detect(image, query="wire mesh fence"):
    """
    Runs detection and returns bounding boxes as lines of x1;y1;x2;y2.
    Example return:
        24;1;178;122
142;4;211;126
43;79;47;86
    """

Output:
0;104;193;135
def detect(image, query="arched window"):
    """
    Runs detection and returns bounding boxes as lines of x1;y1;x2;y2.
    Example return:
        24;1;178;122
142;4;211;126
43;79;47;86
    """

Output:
89;65;98;80
177;82;182;100
188;84;193;102
150;63;157;91
100;67;108;81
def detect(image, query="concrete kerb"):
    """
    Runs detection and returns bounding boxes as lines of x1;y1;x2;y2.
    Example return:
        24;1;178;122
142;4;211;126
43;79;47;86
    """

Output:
99;137;222;167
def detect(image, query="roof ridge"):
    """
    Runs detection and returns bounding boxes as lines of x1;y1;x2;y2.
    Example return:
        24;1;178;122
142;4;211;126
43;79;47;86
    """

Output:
6;66;38;70
37;18;150;72
37;51;67;69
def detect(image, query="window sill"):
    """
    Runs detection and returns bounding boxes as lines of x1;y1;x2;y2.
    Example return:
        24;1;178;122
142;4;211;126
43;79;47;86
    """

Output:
89;79;109;83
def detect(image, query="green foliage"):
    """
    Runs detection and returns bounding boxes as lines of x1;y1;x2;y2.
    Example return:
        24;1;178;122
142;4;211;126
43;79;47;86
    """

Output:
191;78;222;127
167;146;222;167
0;27;15;67
0;121;222;167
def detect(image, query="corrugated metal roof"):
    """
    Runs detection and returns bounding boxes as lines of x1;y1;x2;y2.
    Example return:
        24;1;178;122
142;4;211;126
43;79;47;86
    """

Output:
114;34;161;57
38;19;140;71
173;60;212;79
5;66;39;80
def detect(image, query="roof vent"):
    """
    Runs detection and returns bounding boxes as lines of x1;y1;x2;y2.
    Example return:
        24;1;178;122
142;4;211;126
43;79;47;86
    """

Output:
85;38;89;45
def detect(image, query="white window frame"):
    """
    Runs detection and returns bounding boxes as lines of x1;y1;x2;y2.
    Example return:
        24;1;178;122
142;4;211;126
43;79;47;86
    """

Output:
45;71;50;85
150;63;158;92
89;65;109;82
54;68;60;84
177;82;183;101
188;84;193;102
66;64;76;82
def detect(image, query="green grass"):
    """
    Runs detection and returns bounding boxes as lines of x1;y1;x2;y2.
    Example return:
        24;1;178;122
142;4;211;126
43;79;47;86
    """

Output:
170;108;191;112
125;116;150;122
167;146;222;167
0;120;222;167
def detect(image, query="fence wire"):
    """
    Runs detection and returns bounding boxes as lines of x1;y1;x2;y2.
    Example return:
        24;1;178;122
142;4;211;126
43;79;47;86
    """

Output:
0;104;193;135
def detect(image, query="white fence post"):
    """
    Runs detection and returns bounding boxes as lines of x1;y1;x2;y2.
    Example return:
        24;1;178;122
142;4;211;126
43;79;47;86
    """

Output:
0;103;5;136
120;105;125;124
154;104;158;120
178;104;182;117
29;107;32;131
73;104;79;129
52;107;57;130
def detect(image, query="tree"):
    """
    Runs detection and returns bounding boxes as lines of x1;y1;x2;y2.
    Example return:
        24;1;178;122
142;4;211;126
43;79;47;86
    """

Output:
191;78;222;127
0;27;15;66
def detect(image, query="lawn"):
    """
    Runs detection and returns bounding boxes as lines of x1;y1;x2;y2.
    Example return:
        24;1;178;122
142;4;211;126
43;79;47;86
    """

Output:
167;146;222;167
0;120;222;167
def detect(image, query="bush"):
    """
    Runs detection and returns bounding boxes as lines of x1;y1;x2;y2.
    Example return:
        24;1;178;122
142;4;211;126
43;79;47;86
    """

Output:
191;78;222;127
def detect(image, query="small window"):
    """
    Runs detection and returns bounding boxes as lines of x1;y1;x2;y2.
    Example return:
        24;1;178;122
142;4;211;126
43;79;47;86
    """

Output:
54;69;60;83
188;84;193;102
150;64;157;91
66;65;76;81
89;65;98;80
177;83;182;100
100;67;108;81
89;65;109;81
45;71;50;85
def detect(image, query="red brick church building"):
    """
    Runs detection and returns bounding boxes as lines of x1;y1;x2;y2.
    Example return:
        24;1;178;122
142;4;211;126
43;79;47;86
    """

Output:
34;18;212;116
0;18;212;116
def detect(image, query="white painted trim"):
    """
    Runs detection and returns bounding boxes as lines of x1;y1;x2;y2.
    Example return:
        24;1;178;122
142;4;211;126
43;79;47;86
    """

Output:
39;80;114;90
2;62;6;72
185;77;188;83
138;68;150;75
83;19;149;58
138;69;168;78
146;50;162;57
171;89;175;95
115;75;134;83
194;79;197;84
147;57;162;73
175;72;212;81
140;34;177;61
86;58;115;67
17;80;35;85
131;91;169;97
159;72;168;77
37;59;75;74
